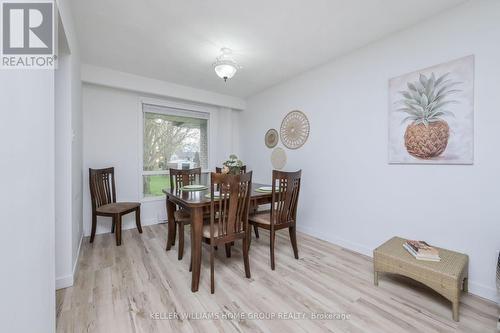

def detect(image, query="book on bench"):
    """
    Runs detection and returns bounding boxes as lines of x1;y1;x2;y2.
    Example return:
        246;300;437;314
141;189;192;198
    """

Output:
403;240;441;262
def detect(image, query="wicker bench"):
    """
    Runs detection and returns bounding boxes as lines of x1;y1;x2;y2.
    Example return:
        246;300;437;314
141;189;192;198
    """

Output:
373;237;468;321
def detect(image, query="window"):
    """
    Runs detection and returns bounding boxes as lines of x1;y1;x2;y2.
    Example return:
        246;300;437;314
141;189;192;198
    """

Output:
142;103;209;198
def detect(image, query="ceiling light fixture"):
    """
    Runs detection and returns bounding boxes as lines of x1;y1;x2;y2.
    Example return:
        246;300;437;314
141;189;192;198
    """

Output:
213;48;240;82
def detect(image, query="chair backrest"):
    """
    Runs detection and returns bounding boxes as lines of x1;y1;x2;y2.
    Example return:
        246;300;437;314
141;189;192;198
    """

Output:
271;170;302;226
89;167;116;211
169;167;201;190
215;165;247;174
209;171;252;241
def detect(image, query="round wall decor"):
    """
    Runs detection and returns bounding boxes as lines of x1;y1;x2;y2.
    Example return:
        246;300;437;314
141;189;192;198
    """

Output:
280;110;310;149
265;128;279;148
271;147;287;170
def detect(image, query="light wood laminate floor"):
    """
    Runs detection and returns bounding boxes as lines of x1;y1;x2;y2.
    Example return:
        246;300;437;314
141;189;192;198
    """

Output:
56;224;497;333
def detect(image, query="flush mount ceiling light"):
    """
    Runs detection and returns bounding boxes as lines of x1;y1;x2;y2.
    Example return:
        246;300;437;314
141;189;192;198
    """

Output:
213;48;241;82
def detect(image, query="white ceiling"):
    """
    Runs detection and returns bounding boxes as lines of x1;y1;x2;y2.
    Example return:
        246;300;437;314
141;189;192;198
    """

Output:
71;0;466;98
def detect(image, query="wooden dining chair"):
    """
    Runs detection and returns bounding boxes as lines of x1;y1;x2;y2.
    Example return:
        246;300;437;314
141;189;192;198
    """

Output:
167;167;202;260
215;165;247;174
89;167;142;246
248;170;301;270
202;171;252;293
215;166;257;218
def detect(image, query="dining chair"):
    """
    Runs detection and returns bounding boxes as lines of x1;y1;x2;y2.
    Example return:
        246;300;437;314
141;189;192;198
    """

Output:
167;167;202;260
203;171;253;293
248;170;301;270
215;165;254;218
89;167;142;246
215;165;247;174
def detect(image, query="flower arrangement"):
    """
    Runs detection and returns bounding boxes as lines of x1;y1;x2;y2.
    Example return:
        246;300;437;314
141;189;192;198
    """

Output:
222;154;243;175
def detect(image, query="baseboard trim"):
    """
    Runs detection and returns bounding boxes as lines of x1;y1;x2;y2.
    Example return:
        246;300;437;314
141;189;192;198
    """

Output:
468;281;498;303
55;274;73;290
296;225;498;303
72;233;83;277
56;233;83;290
296;225;372;257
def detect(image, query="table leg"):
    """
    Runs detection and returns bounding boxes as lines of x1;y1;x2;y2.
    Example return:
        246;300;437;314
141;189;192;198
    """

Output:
191;207;203;292
166;197;176;251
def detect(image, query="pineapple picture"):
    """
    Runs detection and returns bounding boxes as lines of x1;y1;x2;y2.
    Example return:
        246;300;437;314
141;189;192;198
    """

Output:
398;72;460;159
388;56;474;164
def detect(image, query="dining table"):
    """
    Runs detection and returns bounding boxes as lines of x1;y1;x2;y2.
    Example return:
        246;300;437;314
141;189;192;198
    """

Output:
163;181;273;292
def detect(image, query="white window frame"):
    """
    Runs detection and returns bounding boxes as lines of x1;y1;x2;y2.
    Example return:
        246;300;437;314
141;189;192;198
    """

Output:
138;97;213;202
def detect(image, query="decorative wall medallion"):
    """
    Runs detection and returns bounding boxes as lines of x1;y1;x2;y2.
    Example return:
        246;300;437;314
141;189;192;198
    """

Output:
280;110;310;149
265;128;279;148
271;147;287;170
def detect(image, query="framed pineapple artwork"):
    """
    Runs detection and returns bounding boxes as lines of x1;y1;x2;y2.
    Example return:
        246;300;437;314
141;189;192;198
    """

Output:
388;55;474;164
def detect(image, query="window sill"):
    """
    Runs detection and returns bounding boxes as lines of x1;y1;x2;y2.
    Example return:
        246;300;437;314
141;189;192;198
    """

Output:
141;195;166;203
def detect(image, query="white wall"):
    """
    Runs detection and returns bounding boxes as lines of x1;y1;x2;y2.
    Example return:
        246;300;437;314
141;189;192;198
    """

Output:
0;0;80;330
55;0;83;290
55;22;73;287
239;0;500;302
82;83;240;236
82;64;246;111
0;71;55;332
68;19;83;283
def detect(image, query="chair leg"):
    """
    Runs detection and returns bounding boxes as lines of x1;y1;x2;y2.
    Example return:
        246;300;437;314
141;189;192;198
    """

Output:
189;254;192;272
90;214;97;243
270;230;276;270
178;222;184;260
243;237;251;278
111;219;115;234
135;207;143;233
210;244;215;294
247;227;252;251
115;215;122;246
253;225;260;238
166;200;175;250
225;243;231;258
289;225;299;259
171;221;177;246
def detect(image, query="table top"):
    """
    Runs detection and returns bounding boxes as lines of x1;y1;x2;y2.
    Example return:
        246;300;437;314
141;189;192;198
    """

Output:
162;183;272;207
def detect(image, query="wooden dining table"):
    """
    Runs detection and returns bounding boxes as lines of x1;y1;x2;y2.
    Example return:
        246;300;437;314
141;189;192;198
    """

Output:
163;182;272;292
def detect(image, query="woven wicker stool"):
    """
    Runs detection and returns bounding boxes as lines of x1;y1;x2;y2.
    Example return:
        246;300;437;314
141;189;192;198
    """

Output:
373;237;468;321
